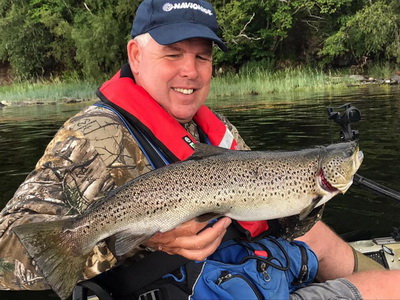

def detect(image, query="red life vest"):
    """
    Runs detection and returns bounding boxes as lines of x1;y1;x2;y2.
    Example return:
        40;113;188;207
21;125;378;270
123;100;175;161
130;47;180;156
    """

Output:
98;69;237;161
97;66;268;237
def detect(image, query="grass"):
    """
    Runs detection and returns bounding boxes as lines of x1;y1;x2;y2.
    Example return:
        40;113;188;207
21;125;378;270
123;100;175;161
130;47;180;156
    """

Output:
209;67;355;98
0;64;393;104
367;61;397;80
0;78;99;104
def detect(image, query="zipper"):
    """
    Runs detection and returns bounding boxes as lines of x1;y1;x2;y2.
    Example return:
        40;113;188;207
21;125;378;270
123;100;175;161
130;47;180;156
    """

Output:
216;271;264;299
291;244;309;286
258;261;271;282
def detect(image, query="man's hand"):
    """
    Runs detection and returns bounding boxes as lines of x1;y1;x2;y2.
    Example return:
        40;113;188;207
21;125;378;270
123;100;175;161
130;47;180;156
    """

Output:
144;217;232;261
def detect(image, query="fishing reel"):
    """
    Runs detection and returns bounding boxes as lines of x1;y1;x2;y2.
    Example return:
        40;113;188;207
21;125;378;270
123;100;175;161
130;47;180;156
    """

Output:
327;103;361;142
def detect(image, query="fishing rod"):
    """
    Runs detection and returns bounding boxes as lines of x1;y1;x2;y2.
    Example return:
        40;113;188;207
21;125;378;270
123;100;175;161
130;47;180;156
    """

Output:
327;103;400;202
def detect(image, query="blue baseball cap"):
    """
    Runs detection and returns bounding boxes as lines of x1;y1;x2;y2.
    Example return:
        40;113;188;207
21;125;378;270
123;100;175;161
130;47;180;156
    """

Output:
131;0;228;52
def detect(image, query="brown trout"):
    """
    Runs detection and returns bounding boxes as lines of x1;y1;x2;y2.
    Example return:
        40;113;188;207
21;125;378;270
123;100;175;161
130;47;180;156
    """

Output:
13;142;363;299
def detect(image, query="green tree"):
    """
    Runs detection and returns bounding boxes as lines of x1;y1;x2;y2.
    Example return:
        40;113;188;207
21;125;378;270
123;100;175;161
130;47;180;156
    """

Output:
0;0;136;80
1;0;399;80
71;0;137;80
212;0;352;70
0;0;82;79
0;1;50;79
319;0;400;64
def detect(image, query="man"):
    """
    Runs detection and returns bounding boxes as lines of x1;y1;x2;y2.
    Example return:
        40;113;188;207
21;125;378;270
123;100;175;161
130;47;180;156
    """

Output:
0;0;399;299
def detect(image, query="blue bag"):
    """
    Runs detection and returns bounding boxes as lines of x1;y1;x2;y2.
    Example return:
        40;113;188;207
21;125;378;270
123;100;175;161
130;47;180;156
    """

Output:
189;237;319;299
75;236;318;300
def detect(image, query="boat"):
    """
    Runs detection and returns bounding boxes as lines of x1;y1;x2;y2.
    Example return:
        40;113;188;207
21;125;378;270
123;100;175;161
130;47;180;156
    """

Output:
349;236;400;270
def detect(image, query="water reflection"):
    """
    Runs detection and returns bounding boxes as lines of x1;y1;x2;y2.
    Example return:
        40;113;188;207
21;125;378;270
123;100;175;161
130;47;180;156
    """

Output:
215;85;400;237
0;85;399;299
0;103;89;204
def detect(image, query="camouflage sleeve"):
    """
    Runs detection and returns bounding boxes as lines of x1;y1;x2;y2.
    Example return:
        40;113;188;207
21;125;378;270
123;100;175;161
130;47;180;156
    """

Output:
0;105;250;291
0;105;151;290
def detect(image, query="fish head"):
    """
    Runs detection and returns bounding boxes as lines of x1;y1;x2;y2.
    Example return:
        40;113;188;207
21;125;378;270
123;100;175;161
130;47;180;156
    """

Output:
317;141;363;195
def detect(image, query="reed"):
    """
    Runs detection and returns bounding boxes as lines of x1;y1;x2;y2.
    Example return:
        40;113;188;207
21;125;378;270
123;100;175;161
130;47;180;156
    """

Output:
0;66;382;104
0;79;98;103
367;62;396;80
209;67;353;98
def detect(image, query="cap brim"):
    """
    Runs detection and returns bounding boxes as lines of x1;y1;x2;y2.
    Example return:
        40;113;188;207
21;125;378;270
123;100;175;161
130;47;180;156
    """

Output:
149;23;228;52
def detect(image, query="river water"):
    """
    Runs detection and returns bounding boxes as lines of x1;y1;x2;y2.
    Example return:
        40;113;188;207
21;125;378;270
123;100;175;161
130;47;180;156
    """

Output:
0;84;399;299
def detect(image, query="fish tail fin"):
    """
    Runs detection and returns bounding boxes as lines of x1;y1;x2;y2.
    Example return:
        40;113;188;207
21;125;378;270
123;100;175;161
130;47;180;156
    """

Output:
13;219;89;300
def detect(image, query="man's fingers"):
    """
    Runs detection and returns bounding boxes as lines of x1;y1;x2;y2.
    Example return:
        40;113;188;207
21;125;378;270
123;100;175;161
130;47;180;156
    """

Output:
175;218;211;234
174;230;227;261
146;217;231;246
172;217;231;250
143;217;232;260
146;219;210;246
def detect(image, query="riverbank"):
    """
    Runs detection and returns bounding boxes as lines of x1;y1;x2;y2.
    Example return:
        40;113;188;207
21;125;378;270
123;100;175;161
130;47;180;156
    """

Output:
1;67;400;107
0;80;98;107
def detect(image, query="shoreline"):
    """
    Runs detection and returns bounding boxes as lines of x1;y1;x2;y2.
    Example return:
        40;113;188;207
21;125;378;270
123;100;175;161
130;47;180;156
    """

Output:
0;97;94;107
1;73;399;108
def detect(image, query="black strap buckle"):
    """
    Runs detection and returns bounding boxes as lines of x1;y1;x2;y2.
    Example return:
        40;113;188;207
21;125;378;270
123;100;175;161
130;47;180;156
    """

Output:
72;280;113;300
138;288;162;300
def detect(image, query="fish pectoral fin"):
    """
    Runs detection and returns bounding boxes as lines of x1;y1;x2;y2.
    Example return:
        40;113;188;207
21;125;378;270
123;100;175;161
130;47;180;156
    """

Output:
299;196;323;221
111;229;151;257
195;212;222;223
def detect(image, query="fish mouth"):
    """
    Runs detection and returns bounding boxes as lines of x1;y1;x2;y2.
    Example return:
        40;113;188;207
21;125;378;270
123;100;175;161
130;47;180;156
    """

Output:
318;169;338;193
356;150;364;168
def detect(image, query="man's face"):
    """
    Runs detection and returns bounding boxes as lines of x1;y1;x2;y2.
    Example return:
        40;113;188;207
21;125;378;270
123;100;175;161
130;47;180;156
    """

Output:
128;37;213;123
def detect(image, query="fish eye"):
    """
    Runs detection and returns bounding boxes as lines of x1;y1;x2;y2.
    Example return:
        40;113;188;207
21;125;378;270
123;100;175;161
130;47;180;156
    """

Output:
345;149;354;157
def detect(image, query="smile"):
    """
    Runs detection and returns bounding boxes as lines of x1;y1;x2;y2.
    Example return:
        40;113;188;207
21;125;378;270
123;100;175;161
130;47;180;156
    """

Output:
173;88;195;95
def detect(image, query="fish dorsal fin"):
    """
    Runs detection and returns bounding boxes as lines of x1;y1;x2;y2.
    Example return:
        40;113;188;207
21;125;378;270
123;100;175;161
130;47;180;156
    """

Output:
299;196;322;221
188;143;231;160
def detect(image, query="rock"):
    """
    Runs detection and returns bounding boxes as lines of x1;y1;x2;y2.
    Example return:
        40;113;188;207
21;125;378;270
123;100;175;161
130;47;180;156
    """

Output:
386;79;397;85
62;97;83;104
391;74;400;83
22;100;45;105
349;75;366;81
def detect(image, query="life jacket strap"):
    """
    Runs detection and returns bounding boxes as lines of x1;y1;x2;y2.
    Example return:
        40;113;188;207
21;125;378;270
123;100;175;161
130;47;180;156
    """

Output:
94;101;171;169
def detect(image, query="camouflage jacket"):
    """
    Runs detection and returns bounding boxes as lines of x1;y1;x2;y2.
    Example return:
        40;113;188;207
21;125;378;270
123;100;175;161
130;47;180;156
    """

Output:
0;104;250;290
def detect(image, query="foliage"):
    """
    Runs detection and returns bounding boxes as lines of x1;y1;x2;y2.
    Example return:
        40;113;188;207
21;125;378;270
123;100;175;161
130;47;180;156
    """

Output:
0;0;135;80
0;0;78;79
71;0;136;80
0;0;399;80
319;0;400;64
212;0;352;68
